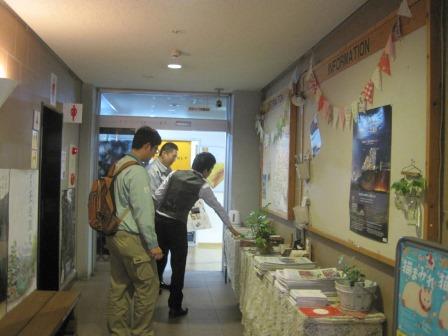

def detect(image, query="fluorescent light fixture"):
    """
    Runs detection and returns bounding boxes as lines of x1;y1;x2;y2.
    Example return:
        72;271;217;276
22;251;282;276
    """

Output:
0;77;18;107
167;63;182;69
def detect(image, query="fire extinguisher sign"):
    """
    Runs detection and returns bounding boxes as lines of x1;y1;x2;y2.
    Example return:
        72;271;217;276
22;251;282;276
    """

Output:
63;103;83;123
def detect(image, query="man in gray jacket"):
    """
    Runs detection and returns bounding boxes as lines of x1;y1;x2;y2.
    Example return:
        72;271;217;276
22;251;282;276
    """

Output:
147;142;178;290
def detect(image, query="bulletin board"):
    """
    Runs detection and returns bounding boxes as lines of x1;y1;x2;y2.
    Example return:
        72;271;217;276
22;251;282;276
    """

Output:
260;89;297;220
393;237;448;335
303;3;428;265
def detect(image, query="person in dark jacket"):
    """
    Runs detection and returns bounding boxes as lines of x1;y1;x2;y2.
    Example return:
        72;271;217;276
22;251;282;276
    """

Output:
154;152;239;318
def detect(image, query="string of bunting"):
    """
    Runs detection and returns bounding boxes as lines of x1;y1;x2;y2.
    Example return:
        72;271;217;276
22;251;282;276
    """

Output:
288;0;413;131
255;0;413;143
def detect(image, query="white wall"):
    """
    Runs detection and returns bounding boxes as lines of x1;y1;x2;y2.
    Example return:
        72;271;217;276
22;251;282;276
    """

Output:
229;91;262;222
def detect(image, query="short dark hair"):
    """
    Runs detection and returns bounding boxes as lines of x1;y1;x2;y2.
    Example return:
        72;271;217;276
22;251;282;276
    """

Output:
132;126;161;149
192;152;216;173
160;142;178;154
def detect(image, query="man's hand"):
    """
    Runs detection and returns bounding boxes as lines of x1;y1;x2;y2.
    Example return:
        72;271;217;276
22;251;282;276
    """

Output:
149;247;163;260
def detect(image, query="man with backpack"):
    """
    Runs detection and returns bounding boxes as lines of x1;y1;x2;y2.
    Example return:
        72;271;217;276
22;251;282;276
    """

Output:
154;152;240;318
106;126;163;336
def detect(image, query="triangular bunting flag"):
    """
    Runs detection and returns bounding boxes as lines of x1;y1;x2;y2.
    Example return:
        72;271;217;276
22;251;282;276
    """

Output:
361;80;375;105
345;106;353;129
318;94;326;111
371;67;382;91
351;101;359;123
379;52;391;76
392;16;402;41
327;104;333;124
385;34;396;60
332;107;339;129
322;100;331;121
338;107;346;130
397;0;412;18
358;96;367;113
314;87;321;104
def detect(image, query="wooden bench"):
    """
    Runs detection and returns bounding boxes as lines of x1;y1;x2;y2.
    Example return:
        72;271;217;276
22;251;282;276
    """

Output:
0;290;80;336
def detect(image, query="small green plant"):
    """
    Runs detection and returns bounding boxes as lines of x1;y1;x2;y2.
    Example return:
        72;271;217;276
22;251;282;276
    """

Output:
338;256;365;287
245;205;275;253
391;175;425;197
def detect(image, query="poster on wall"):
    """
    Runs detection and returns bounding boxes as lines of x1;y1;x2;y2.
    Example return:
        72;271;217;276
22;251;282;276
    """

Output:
7;170;38;311
60;189;76;286
0;170;9;319
349;105;391;243
395;238;448;336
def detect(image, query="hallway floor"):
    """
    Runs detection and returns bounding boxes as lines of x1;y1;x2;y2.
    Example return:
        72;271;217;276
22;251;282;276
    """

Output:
73;258;243;335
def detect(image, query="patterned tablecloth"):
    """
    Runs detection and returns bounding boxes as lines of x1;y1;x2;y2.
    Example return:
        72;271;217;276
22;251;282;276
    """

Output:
238;249;385;336
223;228;254;298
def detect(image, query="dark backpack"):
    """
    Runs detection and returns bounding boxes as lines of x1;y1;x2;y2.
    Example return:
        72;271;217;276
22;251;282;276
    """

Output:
88;161;138;235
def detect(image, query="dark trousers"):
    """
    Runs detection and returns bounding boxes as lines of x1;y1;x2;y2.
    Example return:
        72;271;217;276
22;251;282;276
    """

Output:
155;213;188;310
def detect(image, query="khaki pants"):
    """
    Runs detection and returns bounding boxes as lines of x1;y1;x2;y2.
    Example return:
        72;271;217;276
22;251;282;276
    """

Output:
106;231;159;336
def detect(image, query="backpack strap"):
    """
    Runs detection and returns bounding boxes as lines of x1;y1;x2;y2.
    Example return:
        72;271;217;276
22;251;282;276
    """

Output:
112;160;140;177
110;160;140;217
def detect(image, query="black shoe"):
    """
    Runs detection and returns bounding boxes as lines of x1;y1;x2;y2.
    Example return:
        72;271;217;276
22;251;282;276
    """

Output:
168;307;189;318
160;282;171;290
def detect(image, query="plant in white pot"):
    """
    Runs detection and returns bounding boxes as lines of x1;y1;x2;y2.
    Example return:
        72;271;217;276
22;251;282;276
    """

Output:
335;256;377;312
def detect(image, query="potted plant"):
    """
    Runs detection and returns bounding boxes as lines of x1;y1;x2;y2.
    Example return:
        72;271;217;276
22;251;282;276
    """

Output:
391;175;425;225
245;206;276;254
335;256;377;312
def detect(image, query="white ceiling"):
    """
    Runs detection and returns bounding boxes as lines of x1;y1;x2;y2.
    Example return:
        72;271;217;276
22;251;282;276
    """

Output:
6;0;367;92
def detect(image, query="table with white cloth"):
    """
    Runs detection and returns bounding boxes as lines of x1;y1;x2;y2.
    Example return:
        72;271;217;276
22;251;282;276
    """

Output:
223;228;254;298
238;248;385;336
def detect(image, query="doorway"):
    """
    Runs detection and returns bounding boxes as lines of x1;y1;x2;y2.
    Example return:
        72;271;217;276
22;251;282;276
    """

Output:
96;90;231;271
37;105;62;290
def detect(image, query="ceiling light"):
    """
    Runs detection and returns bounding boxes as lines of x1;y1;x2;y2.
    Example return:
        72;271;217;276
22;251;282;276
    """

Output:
167;49;182;70
167;63;182;69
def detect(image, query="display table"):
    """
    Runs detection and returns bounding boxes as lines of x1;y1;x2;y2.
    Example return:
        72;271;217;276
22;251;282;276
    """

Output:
238;249;385;336
223;228;254;298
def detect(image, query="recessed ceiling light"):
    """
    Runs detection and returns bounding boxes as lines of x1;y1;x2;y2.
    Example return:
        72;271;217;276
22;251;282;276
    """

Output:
167;63;182;69
168;49;182;69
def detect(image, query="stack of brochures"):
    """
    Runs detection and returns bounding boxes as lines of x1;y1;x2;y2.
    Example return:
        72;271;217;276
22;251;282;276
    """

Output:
290;289;328;307
254;256;316;274
275;268;341;293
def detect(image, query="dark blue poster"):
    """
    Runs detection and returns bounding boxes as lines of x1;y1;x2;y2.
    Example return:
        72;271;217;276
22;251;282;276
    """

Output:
349;105;391;243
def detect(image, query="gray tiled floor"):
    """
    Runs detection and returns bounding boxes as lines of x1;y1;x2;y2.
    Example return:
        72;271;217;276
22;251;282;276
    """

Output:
73;261;244;336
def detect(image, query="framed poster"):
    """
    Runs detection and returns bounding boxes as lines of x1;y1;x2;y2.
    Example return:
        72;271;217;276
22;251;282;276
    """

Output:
60;189;76;287
260;89;297;220
0;170;9;319
394;237;448;335
349;105;391;243
7;170;38;311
